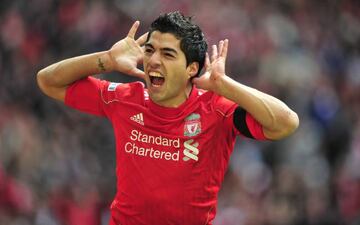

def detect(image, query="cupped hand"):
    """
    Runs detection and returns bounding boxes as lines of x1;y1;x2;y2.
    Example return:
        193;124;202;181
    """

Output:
108;21;148;79
192;39;229;93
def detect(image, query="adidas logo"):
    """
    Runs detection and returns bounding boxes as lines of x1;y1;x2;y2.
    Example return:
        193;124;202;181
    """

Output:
130;113;144;125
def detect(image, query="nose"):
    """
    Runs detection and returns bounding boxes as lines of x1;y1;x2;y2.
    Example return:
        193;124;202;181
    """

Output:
147;51;161;68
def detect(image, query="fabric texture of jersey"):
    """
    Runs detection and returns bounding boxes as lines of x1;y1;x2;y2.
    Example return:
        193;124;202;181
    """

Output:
65;77;266;225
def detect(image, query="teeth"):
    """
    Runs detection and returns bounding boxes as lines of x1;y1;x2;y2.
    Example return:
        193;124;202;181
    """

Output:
149;71;163;77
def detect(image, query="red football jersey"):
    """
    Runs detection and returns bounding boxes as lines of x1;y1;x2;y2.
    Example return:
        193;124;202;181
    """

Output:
65;77;265;225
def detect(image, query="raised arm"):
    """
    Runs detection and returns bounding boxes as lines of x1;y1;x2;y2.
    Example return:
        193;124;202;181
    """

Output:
37;21;147;102
193;40;299;140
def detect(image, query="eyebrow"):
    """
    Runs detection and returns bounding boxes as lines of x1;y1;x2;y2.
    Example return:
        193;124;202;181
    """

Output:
145;43;178;55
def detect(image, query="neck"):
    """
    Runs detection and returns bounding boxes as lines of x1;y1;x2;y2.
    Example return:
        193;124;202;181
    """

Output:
154;83;193;108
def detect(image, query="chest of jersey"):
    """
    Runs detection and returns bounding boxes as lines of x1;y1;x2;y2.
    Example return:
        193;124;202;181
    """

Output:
111;105;219;166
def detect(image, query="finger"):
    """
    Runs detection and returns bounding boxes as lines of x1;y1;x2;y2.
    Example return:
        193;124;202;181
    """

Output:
218;40;224;56
136;32;149;46
204;52;210;71
220;39;229;59
127;21;140;39
211;44;218;62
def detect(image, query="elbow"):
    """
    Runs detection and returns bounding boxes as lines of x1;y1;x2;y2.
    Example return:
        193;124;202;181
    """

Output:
265;110;299;140
285;110;299;136
36;69;63;101
36;65;66;102
277;110;299;140
36;69;49;95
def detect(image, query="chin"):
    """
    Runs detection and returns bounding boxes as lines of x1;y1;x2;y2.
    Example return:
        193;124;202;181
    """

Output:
148;92;162;101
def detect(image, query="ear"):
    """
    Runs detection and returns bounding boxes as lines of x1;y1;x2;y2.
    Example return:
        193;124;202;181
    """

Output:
187;62;199;78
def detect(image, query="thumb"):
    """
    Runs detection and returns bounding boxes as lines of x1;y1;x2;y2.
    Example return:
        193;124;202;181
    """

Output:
192;76;201;85
130;68;145;79
192;76;206;89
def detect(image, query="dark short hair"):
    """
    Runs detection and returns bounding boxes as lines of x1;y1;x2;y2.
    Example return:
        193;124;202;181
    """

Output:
148;11;208;76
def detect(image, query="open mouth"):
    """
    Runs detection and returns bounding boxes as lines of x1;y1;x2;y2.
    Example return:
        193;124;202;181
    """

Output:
149;71;165;87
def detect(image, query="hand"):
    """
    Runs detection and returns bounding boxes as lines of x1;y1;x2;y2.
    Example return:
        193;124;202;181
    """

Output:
108;21;148;79
192;39;229;93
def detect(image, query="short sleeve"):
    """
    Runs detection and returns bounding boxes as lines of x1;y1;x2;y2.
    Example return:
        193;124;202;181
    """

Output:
213;94;266;140
244;112;266;140
65;77;108;117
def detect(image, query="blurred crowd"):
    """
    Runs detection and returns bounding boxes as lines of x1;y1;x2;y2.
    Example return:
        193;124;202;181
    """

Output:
0;0;359;224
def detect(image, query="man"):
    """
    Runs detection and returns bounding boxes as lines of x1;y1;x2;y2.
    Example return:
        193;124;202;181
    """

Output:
37;11;299;225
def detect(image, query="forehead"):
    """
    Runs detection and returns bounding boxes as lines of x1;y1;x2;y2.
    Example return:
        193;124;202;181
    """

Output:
146;31;181;50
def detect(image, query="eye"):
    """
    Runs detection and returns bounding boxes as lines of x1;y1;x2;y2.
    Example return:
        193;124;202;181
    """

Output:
164;53;174;58
144;48;154;54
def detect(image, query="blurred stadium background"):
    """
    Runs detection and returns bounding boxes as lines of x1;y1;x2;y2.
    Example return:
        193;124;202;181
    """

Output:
0;0;359;224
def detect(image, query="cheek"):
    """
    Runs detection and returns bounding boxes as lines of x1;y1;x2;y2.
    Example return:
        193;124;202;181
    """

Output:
169;71;188;89
168;63;188;82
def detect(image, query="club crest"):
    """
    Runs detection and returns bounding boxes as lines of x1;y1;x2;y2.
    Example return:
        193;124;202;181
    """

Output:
184;113;201;137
